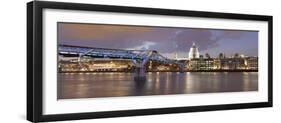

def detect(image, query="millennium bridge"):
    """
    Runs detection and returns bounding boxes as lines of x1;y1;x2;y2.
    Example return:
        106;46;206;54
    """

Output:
58;45;184;81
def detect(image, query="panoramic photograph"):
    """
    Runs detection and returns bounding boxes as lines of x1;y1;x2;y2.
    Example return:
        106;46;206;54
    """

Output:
57;22;258;99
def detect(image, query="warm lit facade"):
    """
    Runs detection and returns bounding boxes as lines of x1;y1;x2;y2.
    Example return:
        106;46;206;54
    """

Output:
58;60;133;72
245;57;258;70
185;43;258;71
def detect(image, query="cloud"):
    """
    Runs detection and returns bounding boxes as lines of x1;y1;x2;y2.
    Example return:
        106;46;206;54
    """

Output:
129;41;156;50
58;23;257;57
58;24;220;53
58;23;153;43
211;30;245;41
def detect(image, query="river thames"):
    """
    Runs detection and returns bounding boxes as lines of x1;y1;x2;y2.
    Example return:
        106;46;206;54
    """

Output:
58;72;258;99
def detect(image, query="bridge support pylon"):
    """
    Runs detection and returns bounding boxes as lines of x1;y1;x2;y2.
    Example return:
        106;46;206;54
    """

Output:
134;66;146;82
179;65;185;73
132;59;147;82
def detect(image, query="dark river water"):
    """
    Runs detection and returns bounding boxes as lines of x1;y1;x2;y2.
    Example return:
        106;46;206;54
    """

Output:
58;72;258;99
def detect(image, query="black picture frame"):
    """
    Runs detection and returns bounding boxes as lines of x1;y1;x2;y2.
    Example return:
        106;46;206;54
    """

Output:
27;1;273;122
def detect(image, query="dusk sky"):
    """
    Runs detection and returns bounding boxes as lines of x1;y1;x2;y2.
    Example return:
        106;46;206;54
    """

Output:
58;23;258;59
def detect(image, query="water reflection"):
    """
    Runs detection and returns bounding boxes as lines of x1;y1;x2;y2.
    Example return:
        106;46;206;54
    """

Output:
58;72;258;99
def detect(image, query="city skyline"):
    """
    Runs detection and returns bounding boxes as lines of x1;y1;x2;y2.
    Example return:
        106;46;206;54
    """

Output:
58;23;258;59
57;22;259;99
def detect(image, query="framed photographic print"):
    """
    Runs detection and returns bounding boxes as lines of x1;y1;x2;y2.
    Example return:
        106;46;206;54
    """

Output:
27;1;273;122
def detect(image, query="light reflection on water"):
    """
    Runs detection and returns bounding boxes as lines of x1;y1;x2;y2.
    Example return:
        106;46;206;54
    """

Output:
58;72;258;99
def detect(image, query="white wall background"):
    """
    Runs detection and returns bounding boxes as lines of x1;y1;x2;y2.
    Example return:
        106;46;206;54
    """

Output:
0;0;280;122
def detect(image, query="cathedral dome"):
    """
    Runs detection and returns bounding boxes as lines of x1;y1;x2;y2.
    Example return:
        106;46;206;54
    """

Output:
188;42;200;59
